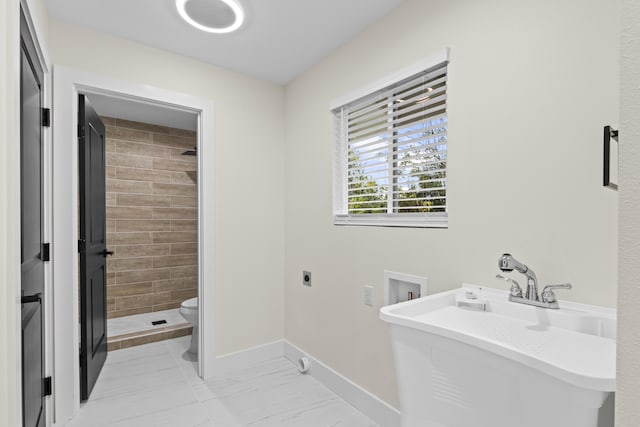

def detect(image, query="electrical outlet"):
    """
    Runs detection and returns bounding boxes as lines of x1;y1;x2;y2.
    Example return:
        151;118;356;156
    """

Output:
364;286;374;306
303;271;312;287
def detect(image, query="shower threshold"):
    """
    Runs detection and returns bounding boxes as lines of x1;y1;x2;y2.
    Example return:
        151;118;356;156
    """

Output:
107;308;192;351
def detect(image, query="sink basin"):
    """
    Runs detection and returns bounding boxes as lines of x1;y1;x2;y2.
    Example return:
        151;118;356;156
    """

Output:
380;284;616;427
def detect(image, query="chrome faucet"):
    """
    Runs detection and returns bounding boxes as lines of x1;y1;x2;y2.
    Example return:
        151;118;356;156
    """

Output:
497;253;572;309
498;253;538;301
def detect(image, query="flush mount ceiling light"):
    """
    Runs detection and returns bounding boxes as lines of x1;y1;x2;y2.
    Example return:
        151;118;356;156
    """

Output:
176;0;245;34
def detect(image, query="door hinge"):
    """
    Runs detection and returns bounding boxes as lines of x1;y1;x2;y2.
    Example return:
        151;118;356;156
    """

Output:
42;243;50;262
43;377;52;396
78;239;86;253
78;124;85;140
42;108;51;127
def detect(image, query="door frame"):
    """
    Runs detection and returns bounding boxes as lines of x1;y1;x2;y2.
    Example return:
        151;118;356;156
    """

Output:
52;66;216;424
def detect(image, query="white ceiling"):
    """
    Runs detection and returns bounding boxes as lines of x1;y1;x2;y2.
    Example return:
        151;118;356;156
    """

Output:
46;0;403;130
86;93;199;131
45;0;404;85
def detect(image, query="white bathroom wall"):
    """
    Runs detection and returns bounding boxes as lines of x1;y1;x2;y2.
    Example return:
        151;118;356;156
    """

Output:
0;1;21;425
617;0;640;423
48;17;286;356
284;0;619;408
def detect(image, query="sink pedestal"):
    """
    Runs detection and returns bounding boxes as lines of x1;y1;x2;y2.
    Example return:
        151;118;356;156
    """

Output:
391;325;611;427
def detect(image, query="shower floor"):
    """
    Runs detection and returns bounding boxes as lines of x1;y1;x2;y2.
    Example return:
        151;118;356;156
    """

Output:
107;308;192;351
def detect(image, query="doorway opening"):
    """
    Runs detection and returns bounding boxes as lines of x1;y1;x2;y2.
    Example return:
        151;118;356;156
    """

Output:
52;67;216;423
78;92;200;401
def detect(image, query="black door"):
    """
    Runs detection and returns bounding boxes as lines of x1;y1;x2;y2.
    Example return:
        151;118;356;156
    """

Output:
20;9;47;427
20;10;48;427
79;95;108;401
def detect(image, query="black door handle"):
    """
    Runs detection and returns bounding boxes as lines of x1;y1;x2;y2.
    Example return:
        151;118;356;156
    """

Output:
101;249;114;257
22;293;42;304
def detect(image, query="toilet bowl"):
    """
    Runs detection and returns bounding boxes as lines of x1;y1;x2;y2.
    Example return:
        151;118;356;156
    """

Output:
179;297;198;354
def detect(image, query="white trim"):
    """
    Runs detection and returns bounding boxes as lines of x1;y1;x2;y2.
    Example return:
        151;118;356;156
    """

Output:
43;83;54;427
283;341;401;427
6;1;21;426
334;213;448;228
20;0;49;74
329;47;450;111
51;66;216;425
214;340;285;373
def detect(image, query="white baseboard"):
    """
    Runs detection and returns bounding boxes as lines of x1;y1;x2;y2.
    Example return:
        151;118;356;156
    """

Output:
214;340;285;374
213;339;400;427
283;341;400;427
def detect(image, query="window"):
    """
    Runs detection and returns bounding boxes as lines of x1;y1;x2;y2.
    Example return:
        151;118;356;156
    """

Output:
332;55;449;228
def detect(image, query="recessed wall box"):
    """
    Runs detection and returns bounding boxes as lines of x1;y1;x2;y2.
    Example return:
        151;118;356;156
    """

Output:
303;271;312;287
384;271;427;306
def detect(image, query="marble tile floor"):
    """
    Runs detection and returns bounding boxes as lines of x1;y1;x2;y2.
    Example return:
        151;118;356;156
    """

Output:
108;308;186;337
66;336;380;427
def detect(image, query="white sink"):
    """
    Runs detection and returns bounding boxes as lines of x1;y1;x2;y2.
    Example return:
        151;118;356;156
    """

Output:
380;284;616;427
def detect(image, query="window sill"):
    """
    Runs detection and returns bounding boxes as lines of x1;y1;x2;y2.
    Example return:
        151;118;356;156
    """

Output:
333;214;448;229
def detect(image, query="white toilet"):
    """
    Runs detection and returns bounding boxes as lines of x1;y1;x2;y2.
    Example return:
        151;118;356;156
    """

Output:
179;297;198;354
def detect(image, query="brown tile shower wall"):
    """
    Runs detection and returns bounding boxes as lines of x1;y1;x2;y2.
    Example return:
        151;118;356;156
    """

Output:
103;116;198;319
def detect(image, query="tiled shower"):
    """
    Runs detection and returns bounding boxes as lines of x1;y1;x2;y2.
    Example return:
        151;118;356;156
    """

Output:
102;117;198;350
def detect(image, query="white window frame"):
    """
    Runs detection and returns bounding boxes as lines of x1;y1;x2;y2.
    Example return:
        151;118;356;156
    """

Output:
331;48;450;228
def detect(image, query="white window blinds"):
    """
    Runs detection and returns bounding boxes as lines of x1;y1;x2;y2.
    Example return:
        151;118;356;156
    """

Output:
332;61;448;228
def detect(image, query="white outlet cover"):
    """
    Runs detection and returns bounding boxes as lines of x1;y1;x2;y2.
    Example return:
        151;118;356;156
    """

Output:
364;285;374;306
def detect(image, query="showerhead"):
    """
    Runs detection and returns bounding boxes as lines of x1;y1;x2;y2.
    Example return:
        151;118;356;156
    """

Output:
181;146;197;156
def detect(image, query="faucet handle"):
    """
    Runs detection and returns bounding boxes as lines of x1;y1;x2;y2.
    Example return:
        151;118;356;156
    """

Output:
541;283;572;304
496;274;523;298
